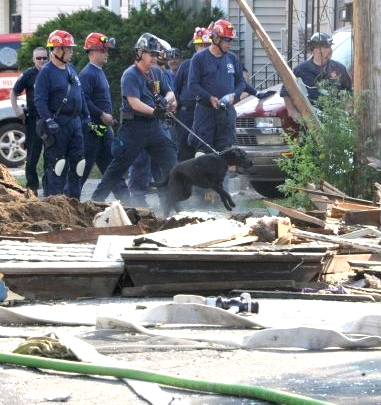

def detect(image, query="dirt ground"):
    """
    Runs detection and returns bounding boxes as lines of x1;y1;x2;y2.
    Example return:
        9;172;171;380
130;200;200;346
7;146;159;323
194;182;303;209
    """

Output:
0;165;176;235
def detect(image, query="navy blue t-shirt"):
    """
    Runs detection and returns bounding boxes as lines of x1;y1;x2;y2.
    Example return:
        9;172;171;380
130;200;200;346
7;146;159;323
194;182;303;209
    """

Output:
34;61;89;120
121;64;170;115
188;48;245;103
80;62;112;125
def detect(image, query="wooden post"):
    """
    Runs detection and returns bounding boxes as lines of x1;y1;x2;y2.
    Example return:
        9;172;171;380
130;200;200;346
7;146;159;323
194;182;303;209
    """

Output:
352;0;381;196
235;0;321;128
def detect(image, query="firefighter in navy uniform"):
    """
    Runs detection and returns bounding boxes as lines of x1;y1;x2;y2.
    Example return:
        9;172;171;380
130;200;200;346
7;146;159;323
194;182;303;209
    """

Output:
280;32;352;121
91;33;177;212
34;29;88;199
187;19;246;155
79;32;130;204
174;27;212;161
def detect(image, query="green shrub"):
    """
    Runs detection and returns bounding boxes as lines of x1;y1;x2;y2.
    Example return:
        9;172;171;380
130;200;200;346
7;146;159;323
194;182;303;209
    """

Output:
277;88;378;207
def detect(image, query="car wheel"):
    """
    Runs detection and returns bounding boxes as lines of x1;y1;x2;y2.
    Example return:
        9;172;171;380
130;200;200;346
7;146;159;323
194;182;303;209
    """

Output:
0;122;26;168
250;181;285;198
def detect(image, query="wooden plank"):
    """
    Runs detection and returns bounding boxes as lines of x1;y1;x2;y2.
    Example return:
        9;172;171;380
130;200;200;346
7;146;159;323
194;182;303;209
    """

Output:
348;260;381;268
320;180;348;196
321;253;372;283
2;262;124;300
0;261;124;275
292;229;381;253
121;279;299;297
263;200;326;227
133;218;251;248
17;225;144;244
292;187;374;205
333;201;379;211
205;235;258;247
344;210;381;226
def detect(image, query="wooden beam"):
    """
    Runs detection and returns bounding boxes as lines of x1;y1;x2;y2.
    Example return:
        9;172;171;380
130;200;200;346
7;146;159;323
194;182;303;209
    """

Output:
263;200;326;227
235;0;320;128
292;229;381;253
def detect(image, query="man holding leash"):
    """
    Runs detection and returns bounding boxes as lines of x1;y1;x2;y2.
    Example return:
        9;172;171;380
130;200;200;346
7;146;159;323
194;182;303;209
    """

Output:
91;33;177;213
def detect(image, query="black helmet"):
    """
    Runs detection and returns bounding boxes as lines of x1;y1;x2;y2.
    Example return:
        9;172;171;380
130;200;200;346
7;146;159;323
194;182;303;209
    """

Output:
134;33;161;57
309;32;333;49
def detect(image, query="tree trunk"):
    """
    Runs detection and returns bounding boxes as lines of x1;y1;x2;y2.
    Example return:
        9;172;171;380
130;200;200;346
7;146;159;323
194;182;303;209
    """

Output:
353;0;381;196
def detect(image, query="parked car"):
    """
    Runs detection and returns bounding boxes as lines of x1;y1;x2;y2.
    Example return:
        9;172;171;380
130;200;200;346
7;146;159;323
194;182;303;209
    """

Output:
0;97;26;168
234;28;353;198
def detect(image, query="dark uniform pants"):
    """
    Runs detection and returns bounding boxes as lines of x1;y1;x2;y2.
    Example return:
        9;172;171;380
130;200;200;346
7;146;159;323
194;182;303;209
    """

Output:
92;118;177;209
44;116;84;199
189;104;237;153
176;106;196;161
81;126;130;203
25;115;44;192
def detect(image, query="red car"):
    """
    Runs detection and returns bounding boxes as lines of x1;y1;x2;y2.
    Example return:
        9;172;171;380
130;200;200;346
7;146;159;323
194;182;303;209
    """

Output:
234;28;352;198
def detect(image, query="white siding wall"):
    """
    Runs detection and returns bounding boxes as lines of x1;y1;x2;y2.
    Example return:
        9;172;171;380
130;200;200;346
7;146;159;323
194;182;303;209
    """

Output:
22;0;90;33
0;0;10;33
229;0;287;89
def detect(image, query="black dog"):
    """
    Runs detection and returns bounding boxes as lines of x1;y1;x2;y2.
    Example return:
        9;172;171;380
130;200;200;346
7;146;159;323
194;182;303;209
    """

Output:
152;147;253;216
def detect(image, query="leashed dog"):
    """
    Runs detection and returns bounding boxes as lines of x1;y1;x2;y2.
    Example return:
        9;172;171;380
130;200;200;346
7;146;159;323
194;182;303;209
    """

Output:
152;147;253;217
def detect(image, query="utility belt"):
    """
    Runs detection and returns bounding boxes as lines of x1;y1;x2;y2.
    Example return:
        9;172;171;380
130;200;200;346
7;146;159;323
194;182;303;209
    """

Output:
120;110;152;123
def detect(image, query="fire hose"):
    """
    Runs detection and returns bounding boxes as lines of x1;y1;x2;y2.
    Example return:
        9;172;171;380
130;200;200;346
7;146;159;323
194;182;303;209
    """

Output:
0;351;335;405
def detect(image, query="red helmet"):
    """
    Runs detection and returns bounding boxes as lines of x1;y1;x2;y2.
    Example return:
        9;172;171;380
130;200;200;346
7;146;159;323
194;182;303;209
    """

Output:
84;32;116;51
211;19;237;39
192;27;212;44
47;30;76;47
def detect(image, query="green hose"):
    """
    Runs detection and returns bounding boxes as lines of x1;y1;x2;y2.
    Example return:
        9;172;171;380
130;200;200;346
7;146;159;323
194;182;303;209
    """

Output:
0;352;335;405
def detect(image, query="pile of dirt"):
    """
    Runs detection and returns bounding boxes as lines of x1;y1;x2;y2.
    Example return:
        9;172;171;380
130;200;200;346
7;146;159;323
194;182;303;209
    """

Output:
0;165;165;235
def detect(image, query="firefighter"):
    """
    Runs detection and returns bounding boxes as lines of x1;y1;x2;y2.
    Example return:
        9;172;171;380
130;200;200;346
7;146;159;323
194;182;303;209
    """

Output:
34;29;88;199
174;26;212;161
79;32;130;204
91;32;177;213
187;19;246;155
280;32;352;121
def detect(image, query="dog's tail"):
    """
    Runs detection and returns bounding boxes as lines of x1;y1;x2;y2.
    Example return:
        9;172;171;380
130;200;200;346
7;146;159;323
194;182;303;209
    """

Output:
150;177;169;188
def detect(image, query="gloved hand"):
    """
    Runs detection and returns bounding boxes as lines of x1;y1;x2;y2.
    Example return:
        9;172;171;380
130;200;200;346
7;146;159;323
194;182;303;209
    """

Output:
216;93;235;110
45;118;60;134
256;90;277;100
153;106;168;120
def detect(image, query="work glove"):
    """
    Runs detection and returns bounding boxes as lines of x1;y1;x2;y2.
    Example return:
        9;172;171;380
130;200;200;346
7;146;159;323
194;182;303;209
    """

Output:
88;122;108;137
256;90;277;100
39;118;58;148
45;118;60;134
153;105;168;120
216;93;235;110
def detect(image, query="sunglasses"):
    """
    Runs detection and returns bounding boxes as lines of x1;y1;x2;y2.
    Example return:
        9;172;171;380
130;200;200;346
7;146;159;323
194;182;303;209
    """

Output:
35;56;48;60
221;37;233;43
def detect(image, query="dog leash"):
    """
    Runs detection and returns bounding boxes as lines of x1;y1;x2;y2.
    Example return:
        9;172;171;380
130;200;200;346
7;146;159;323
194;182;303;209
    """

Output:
167;112;219;155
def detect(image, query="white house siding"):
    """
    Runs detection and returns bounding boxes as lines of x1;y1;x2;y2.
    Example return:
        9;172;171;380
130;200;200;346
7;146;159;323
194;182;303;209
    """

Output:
229;0;286;89
21;0;90;33
0;0;10;33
